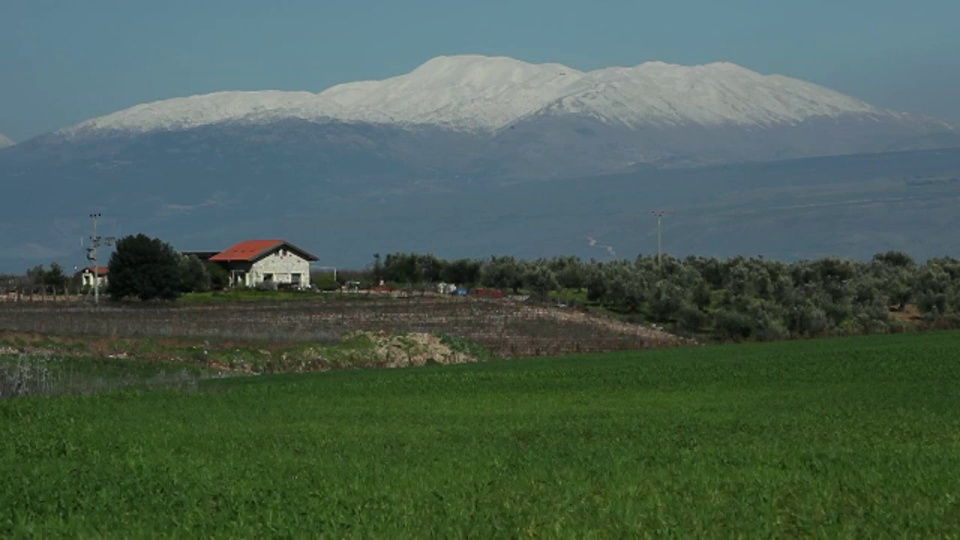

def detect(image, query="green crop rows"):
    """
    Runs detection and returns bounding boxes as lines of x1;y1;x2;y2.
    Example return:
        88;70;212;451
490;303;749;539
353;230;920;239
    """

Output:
2;332;960;536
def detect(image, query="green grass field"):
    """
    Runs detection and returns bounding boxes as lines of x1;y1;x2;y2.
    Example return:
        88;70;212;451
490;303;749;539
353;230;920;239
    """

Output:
2;332;960;536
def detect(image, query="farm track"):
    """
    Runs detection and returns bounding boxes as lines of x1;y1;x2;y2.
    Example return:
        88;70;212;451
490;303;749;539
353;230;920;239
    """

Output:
0;296;686;357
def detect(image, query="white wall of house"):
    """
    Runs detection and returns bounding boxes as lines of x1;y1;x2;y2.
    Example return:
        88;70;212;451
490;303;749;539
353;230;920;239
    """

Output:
249;248;312;288
81;272;107;289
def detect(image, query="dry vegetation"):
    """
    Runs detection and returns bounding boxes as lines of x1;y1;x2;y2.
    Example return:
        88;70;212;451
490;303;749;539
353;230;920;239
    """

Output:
0;295;686;358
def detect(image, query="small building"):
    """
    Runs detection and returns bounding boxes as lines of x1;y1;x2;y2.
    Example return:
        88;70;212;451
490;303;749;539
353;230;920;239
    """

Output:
209;240;318;289
80;266;109;289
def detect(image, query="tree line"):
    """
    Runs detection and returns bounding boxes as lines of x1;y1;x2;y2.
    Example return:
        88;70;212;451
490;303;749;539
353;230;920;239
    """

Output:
373;251;960;340
8;235;229;302
13;232;960;344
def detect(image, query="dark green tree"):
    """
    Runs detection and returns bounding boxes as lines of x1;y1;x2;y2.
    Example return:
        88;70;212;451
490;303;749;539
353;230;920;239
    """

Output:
441;258;482;286
872;251;915;268
108;234;182;301
372;253;383;281
44;263;68;292
179;255;211;293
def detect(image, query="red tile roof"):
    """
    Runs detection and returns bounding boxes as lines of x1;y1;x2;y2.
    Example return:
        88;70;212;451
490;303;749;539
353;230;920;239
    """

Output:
209;240;318;262
83;266;109;275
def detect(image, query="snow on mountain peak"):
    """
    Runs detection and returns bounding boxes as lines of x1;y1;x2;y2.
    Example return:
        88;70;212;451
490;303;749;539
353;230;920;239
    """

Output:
59;55;888;137
318;55;583;129
0;132;14;148
549;61;879;127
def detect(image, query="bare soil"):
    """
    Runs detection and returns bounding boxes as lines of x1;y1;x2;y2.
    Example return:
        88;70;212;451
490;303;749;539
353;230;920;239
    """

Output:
0;295;688;358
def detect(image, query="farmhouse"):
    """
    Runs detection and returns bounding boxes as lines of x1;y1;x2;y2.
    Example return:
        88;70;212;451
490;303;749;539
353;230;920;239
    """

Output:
80;266;109;289
209;240;318;289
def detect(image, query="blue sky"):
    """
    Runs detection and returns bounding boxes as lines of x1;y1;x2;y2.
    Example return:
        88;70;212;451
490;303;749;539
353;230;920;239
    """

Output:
2;0;958;141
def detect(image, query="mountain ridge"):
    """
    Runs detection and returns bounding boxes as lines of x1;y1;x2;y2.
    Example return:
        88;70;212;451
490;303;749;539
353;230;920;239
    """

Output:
55;54;951;140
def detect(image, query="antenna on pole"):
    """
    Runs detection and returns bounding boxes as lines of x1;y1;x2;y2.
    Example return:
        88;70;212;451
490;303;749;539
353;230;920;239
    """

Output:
88;213;116;306
651;210;666;269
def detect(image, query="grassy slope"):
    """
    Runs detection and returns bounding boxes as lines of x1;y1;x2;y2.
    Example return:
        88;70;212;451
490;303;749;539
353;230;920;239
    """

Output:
2;332;960;536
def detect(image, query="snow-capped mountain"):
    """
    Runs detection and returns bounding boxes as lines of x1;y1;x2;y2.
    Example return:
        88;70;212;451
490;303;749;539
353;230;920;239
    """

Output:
2;55;960;272
58;55;944;139
0;132;14;148
41;54;955;180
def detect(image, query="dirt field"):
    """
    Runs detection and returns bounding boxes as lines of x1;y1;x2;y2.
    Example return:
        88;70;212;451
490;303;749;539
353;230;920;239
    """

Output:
0;296;687;358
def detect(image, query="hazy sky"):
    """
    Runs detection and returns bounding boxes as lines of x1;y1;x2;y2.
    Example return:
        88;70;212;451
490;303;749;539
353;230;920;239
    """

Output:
2;0;958;141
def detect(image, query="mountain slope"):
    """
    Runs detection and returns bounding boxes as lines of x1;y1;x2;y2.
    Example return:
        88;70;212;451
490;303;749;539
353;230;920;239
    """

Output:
1;146;959;272
0;132;14;148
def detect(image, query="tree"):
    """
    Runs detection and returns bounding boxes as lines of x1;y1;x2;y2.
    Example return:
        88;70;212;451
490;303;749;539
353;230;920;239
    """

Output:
205;261;230;290
480;256;526;293
675;303;708;334
872;251;915;268
108;234;182;301
179;255;211;293
599;261;648;312
44;263;68;292
522;263;559;299
372;253;383;282
441;258;481;286
25;263;69;294
550;256;586;290
713;309;754;341
649;280;686;322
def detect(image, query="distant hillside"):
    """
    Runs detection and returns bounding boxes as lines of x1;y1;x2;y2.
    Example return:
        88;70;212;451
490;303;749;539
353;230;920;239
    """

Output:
0;144;958;272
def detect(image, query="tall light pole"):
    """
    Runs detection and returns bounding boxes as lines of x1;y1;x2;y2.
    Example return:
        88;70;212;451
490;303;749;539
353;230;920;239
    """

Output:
651;210;666;269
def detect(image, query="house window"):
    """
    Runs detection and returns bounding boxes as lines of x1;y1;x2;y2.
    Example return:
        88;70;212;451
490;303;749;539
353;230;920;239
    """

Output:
263;273;273;282
291;273;301;285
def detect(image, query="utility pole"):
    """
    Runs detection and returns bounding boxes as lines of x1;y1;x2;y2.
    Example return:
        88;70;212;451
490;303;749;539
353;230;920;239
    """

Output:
651;210;666;269
86;213;115;306
319;266;337;283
